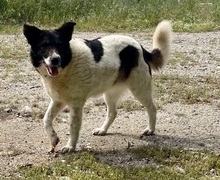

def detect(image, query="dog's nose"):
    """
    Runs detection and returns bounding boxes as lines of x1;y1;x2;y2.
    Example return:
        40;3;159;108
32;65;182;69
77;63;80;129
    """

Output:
50;56;61;66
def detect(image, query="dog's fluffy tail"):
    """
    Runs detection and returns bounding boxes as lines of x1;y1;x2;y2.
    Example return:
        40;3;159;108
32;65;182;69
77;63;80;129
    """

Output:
146;20;172;71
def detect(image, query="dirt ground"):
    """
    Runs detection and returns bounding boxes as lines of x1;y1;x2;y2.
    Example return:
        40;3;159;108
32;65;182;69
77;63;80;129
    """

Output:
0;31;220;178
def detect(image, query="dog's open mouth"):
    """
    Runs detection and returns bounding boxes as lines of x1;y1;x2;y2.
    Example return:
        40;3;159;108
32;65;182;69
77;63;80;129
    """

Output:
44;64;59;77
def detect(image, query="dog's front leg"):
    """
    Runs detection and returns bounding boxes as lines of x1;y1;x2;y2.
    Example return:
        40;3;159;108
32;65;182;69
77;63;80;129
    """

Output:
61;106;83;154
43;100;64;153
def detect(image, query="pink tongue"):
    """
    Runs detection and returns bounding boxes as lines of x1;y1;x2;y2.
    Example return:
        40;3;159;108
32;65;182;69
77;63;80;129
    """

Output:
48;67;58;76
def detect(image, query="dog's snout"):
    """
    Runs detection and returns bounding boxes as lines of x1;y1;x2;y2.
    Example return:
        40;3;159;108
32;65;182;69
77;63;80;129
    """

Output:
50;56;61;66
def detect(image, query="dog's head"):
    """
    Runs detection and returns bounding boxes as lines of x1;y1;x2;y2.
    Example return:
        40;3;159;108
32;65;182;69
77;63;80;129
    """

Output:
23;22;76;77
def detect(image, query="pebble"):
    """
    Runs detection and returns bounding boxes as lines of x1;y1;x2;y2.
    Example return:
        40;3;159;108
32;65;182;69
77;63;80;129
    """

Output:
5;108;12;113
210;168;215;174
19;106;33;117
198;142;205;147
176;166;186;174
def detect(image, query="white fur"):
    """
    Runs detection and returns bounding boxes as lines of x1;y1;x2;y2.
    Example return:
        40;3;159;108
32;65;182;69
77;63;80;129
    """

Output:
40;21;172;153
153;20;172;64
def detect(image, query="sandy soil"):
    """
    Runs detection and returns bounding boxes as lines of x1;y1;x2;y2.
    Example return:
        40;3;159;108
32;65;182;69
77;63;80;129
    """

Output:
0;31;220;178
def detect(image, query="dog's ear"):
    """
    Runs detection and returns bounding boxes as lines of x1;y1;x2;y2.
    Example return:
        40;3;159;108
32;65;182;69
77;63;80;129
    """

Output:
56;21;76;42
23;24;42;45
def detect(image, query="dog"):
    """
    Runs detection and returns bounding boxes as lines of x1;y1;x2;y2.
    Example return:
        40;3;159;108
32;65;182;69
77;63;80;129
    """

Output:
23;20;172;153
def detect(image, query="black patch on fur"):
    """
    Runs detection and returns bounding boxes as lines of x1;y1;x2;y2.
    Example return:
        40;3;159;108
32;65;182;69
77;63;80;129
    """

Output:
151;48;162;61
118;45;139;80
23;22;75;69
84;38;104;62
29;30;72;69
31;33;71;69
141;46;152;76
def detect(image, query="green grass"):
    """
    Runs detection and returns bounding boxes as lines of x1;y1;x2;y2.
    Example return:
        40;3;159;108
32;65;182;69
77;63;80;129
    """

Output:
17;146;220;179
0;0;220;33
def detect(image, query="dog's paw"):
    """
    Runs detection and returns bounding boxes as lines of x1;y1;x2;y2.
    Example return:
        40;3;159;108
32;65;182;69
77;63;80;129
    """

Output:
92;128;107;136
47;147;56;154
141;128;155;137
60;146;75;154
47;135;60;154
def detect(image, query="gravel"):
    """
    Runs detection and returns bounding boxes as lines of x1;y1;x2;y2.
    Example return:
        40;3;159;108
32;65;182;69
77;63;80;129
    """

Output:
0;31;220;177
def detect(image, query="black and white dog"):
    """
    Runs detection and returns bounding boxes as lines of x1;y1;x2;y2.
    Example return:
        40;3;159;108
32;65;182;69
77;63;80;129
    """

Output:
23;21;171;153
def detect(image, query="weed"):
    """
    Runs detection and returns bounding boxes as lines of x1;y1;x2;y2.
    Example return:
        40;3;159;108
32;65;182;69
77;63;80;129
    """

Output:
0;0;220;32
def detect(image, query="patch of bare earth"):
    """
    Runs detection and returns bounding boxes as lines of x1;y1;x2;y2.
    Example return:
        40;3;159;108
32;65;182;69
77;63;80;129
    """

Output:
0;31;220;177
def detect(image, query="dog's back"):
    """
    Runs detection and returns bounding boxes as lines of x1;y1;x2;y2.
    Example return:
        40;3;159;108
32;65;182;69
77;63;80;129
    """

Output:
66;20;171;97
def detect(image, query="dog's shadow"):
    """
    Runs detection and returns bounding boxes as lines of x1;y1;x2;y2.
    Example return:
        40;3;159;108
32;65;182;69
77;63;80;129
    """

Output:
98;132;216;152
55;132;219;168
106;131;219;150
88;132;220;167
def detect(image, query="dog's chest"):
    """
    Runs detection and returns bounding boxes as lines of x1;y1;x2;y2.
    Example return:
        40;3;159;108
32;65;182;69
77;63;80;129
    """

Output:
42;78;66;99
41;74;91;103
41;76;72;101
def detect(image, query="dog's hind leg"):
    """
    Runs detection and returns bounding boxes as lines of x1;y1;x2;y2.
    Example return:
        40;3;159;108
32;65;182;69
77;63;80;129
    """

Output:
128;71;157;136
43;100;65;153
93;87;123;136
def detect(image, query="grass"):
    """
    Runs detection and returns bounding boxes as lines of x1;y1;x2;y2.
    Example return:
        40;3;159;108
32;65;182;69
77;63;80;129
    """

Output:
118;100;144;112
169;51;198;66
154;74;220;105
0;0;220;33
117;71;219;111
16;146;220;179
153;50;220;106
0;38;28;80
0;37;27;59
114;73;219;112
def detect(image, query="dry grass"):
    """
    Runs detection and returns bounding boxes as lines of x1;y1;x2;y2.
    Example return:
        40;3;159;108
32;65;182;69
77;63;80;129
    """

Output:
154;74;219;106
